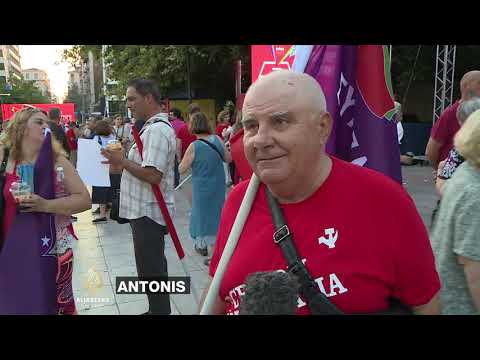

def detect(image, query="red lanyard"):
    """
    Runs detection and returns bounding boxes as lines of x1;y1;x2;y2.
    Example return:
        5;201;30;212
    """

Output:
130;126;185;260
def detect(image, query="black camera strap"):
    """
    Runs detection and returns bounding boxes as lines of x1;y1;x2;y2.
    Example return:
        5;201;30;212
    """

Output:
265;187;343;315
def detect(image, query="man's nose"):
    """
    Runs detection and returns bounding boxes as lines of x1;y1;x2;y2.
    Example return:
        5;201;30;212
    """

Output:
252;124;274;149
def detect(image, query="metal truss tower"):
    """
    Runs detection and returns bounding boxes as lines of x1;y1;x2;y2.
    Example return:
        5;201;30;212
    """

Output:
432;45;456;123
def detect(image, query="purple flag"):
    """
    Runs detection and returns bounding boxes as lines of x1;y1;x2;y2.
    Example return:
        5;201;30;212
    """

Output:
0;132;58;314
305;45;402;183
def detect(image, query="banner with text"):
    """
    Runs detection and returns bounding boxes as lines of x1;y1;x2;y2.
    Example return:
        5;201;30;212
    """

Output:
251;45;296;83
1;103;76;124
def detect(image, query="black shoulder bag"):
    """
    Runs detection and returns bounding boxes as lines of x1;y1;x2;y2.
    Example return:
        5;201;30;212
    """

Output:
197;139;224;162
265;187;412;315
265;187;343;315
0;147;11;246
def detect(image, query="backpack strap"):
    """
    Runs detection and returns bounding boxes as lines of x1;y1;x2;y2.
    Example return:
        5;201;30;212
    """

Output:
139;118;172;136
132;118;173;149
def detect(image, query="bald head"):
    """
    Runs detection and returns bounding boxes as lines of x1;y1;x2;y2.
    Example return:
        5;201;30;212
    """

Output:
460;71;480;100
241;70;333;198
243;70;327;118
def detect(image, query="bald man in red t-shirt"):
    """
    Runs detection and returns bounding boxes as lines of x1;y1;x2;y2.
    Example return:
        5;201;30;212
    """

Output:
426;70;480;169
201;70;441;315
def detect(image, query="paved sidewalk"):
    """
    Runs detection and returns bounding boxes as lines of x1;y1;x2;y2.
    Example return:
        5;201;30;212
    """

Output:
72;165;439;315
72;179;209;315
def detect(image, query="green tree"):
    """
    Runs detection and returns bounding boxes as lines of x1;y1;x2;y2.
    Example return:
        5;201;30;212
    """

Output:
0;77;51;104
0;77;51;121
64;84;83;110
62;45;250;108
390;46;434;101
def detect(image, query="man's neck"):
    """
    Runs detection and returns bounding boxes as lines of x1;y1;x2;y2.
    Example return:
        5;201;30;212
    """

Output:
145;106;163;121
267;155;332;204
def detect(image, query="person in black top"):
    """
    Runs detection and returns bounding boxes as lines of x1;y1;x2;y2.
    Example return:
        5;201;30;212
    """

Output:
48;108;77;222
47;108;70;158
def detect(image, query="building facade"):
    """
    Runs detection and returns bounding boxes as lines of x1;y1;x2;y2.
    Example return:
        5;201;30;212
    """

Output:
65;50;103;116
0;45;22;83
22;68;52;98
68;66;81;91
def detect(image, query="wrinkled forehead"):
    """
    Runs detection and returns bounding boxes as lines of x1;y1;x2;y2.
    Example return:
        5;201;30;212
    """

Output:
243;80;299;117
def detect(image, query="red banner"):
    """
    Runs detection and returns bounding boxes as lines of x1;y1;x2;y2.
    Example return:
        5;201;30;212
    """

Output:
1;103;76;124
251;45;296;83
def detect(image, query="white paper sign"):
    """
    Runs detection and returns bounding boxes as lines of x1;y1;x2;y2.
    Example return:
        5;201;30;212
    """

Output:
77;139;111;187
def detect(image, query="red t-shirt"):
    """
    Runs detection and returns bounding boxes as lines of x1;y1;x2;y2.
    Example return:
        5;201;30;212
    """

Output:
216;123;229;140
66;128;77;151
177;123;196;157
430;100;460;162
229;128;253;184
209;156;440;315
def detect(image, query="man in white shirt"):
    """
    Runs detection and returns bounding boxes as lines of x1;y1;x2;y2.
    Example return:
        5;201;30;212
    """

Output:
102;79;176;315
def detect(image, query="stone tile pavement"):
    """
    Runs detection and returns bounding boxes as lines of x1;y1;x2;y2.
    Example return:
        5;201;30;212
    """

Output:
72;179;207;315
72;165;438;315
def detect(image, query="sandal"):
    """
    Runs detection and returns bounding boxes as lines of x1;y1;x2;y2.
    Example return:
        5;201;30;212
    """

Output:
194;245;208;257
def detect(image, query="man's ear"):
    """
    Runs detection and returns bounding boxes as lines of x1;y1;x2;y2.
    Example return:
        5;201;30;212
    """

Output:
143;93;153;105
318;112;333;145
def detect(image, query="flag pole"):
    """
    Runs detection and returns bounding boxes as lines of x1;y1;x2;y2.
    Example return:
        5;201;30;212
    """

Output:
175;174;192;191
200;174;260;315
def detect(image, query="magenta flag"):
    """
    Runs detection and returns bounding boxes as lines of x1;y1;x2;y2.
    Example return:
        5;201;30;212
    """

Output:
305;45;401;183
0;133;58;314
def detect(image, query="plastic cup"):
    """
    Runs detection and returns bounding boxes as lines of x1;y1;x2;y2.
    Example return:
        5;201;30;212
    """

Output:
10;182;31;211
106;140;122;151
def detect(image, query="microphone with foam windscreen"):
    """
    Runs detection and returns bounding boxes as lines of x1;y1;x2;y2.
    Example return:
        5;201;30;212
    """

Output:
239;271;300;315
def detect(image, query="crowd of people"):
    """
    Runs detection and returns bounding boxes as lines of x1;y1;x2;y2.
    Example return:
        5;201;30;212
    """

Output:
0;68;479;316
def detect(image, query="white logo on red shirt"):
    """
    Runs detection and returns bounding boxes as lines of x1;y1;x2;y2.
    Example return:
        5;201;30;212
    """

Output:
318;228;338;249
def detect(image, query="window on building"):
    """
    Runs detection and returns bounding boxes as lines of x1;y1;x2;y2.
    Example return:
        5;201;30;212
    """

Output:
0;63;4;71
34;73;38;80
25;72;30;79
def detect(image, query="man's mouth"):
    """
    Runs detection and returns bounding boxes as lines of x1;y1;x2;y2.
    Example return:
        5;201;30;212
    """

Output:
257;155;285;163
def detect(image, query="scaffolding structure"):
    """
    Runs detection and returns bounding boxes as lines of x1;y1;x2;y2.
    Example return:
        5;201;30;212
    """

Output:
432;45;456;123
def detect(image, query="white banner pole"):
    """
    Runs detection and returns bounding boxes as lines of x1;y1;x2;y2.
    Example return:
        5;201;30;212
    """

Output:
200;174;260;315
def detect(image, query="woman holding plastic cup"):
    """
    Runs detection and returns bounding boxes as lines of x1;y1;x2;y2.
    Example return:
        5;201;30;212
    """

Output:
0;107;91;315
